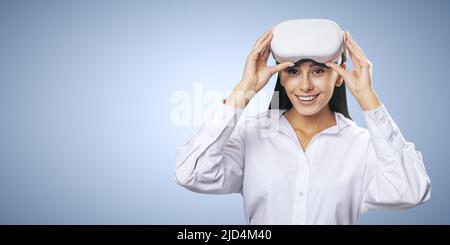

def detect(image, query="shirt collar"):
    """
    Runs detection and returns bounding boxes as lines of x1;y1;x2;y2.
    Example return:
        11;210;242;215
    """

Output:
265;108;355;136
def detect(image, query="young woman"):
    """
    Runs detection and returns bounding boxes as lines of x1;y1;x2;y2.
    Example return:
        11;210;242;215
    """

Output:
174;28;431;224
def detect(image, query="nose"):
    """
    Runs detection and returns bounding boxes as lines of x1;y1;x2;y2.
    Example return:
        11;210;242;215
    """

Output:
298;74;314;92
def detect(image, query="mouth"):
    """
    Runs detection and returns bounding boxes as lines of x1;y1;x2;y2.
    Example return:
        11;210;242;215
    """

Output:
296;94;319;104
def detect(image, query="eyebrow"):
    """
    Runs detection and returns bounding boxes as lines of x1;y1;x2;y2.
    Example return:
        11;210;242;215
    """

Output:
286;62;328;69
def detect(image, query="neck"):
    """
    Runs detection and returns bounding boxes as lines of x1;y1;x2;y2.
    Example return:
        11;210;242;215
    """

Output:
284;105;336;135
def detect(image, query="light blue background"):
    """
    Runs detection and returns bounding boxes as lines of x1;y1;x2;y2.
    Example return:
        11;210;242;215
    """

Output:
1;0;449;224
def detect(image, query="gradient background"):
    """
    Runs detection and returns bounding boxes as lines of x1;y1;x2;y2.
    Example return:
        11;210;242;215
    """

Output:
1;0;449;224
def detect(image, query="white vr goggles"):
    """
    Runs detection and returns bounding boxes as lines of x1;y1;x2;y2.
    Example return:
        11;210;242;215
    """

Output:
270;19;347;65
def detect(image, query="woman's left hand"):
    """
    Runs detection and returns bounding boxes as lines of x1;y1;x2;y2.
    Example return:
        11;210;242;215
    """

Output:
326;31;381;111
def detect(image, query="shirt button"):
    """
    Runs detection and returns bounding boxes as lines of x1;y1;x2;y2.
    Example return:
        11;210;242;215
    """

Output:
380;116;386;123
298;191;304;197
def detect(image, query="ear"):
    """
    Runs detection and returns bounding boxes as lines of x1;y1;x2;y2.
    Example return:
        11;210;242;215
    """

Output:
335;63;346;87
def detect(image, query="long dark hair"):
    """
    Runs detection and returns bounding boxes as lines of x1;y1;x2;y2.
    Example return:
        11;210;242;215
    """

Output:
268;53;352;120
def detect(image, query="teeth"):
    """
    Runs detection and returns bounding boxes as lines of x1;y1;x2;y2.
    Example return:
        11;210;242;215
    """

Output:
298;95;317;101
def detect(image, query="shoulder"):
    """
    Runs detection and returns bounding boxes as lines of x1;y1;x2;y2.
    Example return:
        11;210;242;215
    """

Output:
337;113;371;141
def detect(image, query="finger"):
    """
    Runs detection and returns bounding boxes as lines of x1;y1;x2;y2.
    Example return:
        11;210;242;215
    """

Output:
251;32;273;58
346;32;370;63
269;61;295;75
343;33;359;66
255;45;270;68
346;36;365;62
260;44;271;63
345;36;373;69
345;39;365;68
346;31;367;58
325;62;349;80
253;27;273;50
346;32;362;53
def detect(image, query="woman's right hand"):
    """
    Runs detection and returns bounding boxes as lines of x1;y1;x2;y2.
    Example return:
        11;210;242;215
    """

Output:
225;27;294;109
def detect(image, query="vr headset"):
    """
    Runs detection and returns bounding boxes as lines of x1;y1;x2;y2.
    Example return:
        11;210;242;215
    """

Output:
270;19;347;66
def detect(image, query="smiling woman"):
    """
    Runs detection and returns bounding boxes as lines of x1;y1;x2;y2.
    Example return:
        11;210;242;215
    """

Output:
174;19;431;225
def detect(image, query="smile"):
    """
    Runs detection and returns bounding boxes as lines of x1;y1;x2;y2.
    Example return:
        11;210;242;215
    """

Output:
297;94;319;102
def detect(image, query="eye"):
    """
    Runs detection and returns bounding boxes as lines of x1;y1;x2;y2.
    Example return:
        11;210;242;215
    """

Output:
312;67;325;74
285;68;299;75
312;67;325;75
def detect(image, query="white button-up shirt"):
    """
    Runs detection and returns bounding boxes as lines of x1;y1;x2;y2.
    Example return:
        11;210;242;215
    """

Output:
174;102;431;225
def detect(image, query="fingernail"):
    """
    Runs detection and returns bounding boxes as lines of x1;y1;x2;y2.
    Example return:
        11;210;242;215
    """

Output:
288;63;295;67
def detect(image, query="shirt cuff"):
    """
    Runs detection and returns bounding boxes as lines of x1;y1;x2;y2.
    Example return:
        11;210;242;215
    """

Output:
363;103;407;155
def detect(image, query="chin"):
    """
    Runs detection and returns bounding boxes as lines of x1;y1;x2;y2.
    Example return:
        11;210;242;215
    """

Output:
292;106;320;116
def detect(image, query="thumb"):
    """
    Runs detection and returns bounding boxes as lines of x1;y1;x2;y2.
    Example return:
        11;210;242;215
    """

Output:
269;62;295;75
326;62;348;79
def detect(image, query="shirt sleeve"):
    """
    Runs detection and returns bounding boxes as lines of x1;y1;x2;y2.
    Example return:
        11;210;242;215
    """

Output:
359;103;431;214
174;100;246;194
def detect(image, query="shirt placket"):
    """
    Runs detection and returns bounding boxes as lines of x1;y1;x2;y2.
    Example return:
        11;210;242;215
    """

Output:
291;154;311;224
279;116;325;225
